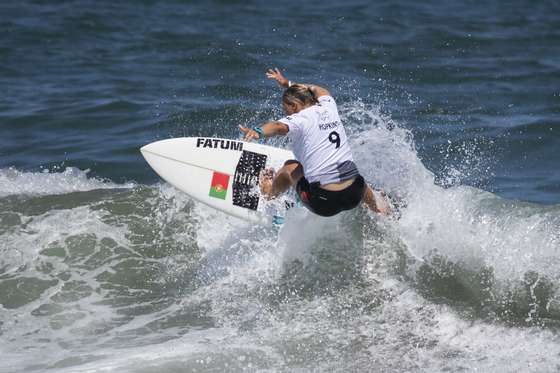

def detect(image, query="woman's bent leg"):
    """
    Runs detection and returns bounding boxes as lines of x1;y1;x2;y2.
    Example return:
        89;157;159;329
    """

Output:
260;160;304;199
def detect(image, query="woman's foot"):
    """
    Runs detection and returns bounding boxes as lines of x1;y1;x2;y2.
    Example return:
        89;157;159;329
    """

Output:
259;168;275;199
364;185;391;215
372;189;391;215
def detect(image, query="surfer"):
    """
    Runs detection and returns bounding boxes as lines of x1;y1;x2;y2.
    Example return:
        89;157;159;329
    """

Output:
239;68;390;216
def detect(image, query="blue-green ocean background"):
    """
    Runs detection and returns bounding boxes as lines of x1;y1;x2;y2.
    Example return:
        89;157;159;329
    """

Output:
1;1;560;372
3;0;559;203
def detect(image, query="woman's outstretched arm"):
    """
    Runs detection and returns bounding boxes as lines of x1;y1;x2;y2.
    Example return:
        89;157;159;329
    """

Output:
266;68;331;97
239;121;289;142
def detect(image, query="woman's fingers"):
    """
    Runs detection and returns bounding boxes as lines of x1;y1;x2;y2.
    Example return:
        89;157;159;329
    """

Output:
239;125;259;142
266;68;288;87
245;132;259;142
266;68;283;81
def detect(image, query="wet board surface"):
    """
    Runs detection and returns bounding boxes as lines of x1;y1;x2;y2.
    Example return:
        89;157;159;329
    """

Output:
141;137;295;225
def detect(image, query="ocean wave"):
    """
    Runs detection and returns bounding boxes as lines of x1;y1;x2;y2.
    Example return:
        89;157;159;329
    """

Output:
341;101;560;326
0;167;134;197
2;102;560;372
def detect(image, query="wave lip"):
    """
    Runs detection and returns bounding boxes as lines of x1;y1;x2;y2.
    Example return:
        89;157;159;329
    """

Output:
0;167;134;197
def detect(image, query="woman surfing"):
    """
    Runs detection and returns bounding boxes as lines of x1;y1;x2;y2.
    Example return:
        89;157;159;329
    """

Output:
239;68;390;217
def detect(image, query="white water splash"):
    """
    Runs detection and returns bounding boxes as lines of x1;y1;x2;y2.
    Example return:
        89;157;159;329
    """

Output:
344;101;560;285
0;167;134;197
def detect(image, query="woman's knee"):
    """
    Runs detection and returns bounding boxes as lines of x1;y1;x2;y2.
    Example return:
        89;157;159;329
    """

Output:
280;160;303;183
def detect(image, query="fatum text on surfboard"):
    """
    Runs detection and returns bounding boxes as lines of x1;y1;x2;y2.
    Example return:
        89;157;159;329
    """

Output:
196;138;243;151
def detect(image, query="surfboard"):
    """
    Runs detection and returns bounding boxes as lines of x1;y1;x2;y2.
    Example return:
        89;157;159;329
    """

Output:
140;137;296;225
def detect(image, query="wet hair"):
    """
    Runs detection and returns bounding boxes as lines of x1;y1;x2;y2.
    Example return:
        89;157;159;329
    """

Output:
282;84;318;107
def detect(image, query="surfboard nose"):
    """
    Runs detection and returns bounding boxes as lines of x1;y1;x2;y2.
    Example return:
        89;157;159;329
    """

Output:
140;139;176;160
139;144;149;157
140;140;162;156
140;145;152;161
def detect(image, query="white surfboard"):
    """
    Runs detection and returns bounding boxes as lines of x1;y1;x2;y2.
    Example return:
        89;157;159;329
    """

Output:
140;137;295;225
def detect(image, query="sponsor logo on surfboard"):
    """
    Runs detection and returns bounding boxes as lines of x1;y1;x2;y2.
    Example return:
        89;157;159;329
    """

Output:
232;150;267;210
209;171;230;200
196;138;243;151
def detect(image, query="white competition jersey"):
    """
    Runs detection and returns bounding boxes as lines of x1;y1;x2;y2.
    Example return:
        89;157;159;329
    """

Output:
278;95;359;185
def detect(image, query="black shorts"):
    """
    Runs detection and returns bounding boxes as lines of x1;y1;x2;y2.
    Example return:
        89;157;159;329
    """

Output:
296;175;366;217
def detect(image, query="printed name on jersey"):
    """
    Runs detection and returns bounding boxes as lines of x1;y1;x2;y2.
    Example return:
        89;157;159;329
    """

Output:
319;121;340;130
196;138;243;151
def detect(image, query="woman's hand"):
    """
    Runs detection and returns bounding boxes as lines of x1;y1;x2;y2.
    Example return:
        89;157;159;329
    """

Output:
239;122;287;142
266;68;289;88
239;125;260;142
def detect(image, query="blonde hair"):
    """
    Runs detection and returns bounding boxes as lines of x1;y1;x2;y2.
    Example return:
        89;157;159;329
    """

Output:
282;84;318;107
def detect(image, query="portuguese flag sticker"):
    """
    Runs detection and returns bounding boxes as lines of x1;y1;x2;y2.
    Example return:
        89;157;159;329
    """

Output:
209;171;230;200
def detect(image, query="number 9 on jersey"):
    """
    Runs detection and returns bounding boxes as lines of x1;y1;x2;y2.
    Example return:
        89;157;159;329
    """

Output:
328;131;340;149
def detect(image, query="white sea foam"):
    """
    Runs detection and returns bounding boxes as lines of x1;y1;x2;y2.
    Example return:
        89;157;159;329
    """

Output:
48;277;560;373
0;167;134;197
345;103;560;284
0;205;133;372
